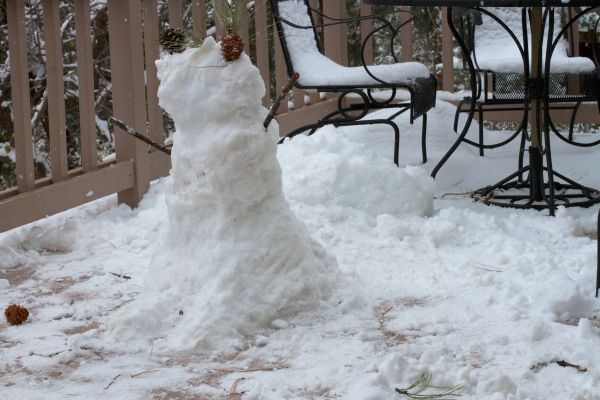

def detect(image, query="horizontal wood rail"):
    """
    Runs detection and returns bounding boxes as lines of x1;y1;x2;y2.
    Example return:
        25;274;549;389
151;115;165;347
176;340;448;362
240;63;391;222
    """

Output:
0;161;135;232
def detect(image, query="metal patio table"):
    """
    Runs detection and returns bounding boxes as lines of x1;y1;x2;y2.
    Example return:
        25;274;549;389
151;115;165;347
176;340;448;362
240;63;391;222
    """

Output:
365;0;600;215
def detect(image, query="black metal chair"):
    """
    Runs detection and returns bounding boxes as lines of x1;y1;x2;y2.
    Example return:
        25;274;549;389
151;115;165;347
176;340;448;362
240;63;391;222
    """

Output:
452;7;600;161
270;0;437;165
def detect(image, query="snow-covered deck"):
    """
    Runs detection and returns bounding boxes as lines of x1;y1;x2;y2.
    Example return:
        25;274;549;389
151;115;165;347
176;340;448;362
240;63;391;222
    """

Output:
1;100;599;399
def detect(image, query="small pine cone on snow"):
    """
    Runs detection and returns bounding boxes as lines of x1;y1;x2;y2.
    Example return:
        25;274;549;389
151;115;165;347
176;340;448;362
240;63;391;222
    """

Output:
221;31;244;62
5;304;29;325
160;27;187;54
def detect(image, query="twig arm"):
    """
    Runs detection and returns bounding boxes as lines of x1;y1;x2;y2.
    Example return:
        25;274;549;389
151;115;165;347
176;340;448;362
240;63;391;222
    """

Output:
263;72;300;130
109;116;171;156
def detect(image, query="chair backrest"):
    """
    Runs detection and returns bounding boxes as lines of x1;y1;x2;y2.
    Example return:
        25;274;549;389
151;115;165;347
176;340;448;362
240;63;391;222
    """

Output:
270;0;323;82
462;7;593;74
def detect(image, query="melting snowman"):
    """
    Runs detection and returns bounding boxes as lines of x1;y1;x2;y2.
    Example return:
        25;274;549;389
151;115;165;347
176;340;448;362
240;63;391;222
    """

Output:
111;37;341;351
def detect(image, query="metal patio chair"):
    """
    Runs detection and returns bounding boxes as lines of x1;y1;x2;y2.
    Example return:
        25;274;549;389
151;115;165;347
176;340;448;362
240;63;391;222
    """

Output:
452;7;600;161
270;0;437;165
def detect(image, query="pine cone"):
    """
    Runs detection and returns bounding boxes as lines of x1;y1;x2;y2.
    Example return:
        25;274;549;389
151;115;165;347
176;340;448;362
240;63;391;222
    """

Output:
221;31;244;62
160;27;187;54
5;304;29;325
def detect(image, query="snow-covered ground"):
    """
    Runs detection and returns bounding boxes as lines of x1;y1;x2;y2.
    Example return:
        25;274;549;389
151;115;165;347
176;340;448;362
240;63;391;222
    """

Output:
1;98;600;399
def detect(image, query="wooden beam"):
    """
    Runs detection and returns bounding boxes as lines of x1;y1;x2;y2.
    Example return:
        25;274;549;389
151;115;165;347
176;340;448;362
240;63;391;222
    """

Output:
441;7;454;92
255;0;270;107
74;0;98;172
6;0;35;192
275;98;339;135
0;161;135;233
143;0;163;148
107;0;150;207
42;0;69;181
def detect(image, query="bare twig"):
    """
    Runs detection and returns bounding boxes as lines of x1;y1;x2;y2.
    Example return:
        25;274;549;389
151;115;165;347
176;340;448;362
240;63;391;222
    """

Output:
217;365;288;374
440;191;474;199
531;360;588;373
395;372;462;399
109;116;171;155
26;349;69;358
110;272;131;280
110;298;135;312
468;261;503;273
263;73;300;130
131;370;159;378
104;374;121;390
230;377;246;400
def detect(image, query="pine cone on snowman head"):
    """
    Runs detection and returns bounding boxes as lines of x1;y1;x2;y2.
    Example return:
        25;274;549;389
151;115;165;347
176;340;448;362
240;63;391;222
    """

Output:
160;27;188;54
214;0;245;62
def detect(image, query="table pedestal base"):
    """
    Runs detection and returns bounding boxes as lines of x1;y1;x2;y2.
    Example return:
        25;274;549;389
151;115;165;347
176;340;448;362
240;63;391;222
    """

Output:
472;148;600;213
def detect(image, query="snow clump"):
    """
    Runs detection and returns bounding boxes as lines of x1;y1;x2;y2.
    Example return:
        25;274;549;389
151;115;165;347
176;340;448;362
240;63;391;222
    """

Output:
109;37;341;351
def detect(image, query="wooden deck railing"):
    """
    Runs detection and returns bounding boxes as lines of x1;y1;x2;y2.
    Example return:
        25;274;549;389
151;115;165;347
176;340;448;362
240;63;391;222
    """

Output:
0;0;597;233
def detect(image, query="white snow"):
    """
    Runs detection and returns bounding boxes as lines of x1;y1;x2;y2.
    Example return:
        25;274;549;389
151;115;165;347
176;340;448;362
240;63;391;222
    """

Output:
277;0;431;86
474;7;596;73
108;38;342;352
1;48;600;400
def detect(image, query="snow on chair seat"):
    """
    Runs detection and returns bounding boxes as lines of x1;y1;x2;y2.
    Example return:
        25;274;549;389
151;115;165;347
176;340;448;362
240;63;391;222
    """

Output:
270;0;437;166
473;7;596;74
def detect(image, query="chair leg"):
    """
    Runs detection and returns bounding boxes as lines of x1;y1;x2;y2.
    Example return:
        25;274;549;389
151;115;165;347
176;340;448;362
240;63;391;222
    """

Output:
453;100;465;133
517;107;528;182
597;209;600;298
386;120;400;166
478;106;484;157
568;101;582;142
421;113;428;164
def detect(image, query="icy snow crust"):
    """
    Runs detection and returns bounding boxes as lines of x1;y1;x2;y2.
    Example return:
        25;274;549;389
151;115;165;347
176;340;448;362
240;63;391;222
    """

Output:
277;0;430;86
109;38;342;351
474;7;595;73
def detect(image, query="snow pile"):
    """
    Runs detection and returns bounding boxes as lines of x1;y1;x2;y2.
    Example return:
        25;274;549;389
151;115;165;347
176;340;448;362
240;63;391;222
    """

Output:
277;0;430;86
1;95;600;398
278;128;435;219
110;37;340;351
0;219;79;270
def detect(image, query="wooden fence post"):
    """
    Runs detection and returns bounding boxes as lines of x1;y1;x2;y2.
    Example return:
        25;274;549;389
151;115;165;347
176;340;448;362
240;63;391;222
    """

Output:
107;0;150;208
169;0;184;29
441;7;454;92
360;4;374;64
400;6;413;62
42;0;69;182
6;0;35;192
191;0;207;41
322;0;347;66
74;0;99;173
254;0;270;107
143;0;163;148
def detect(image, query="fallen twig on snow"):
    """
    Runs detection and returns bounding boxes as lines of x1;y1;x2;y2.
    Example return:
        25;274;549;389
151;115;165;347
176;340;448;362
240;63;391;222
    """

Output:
109;272;131;280
104;374;121;390
131;369;159;378
531;359;588;373
230;377;246;400
468;261;503;273
109;298;135;312
395;372;462;399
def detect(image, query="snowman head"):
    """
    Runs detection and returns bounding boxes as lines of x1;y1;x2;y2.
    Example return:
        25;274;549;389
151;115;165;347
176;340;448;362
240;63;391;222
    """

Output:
156;37;265;128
